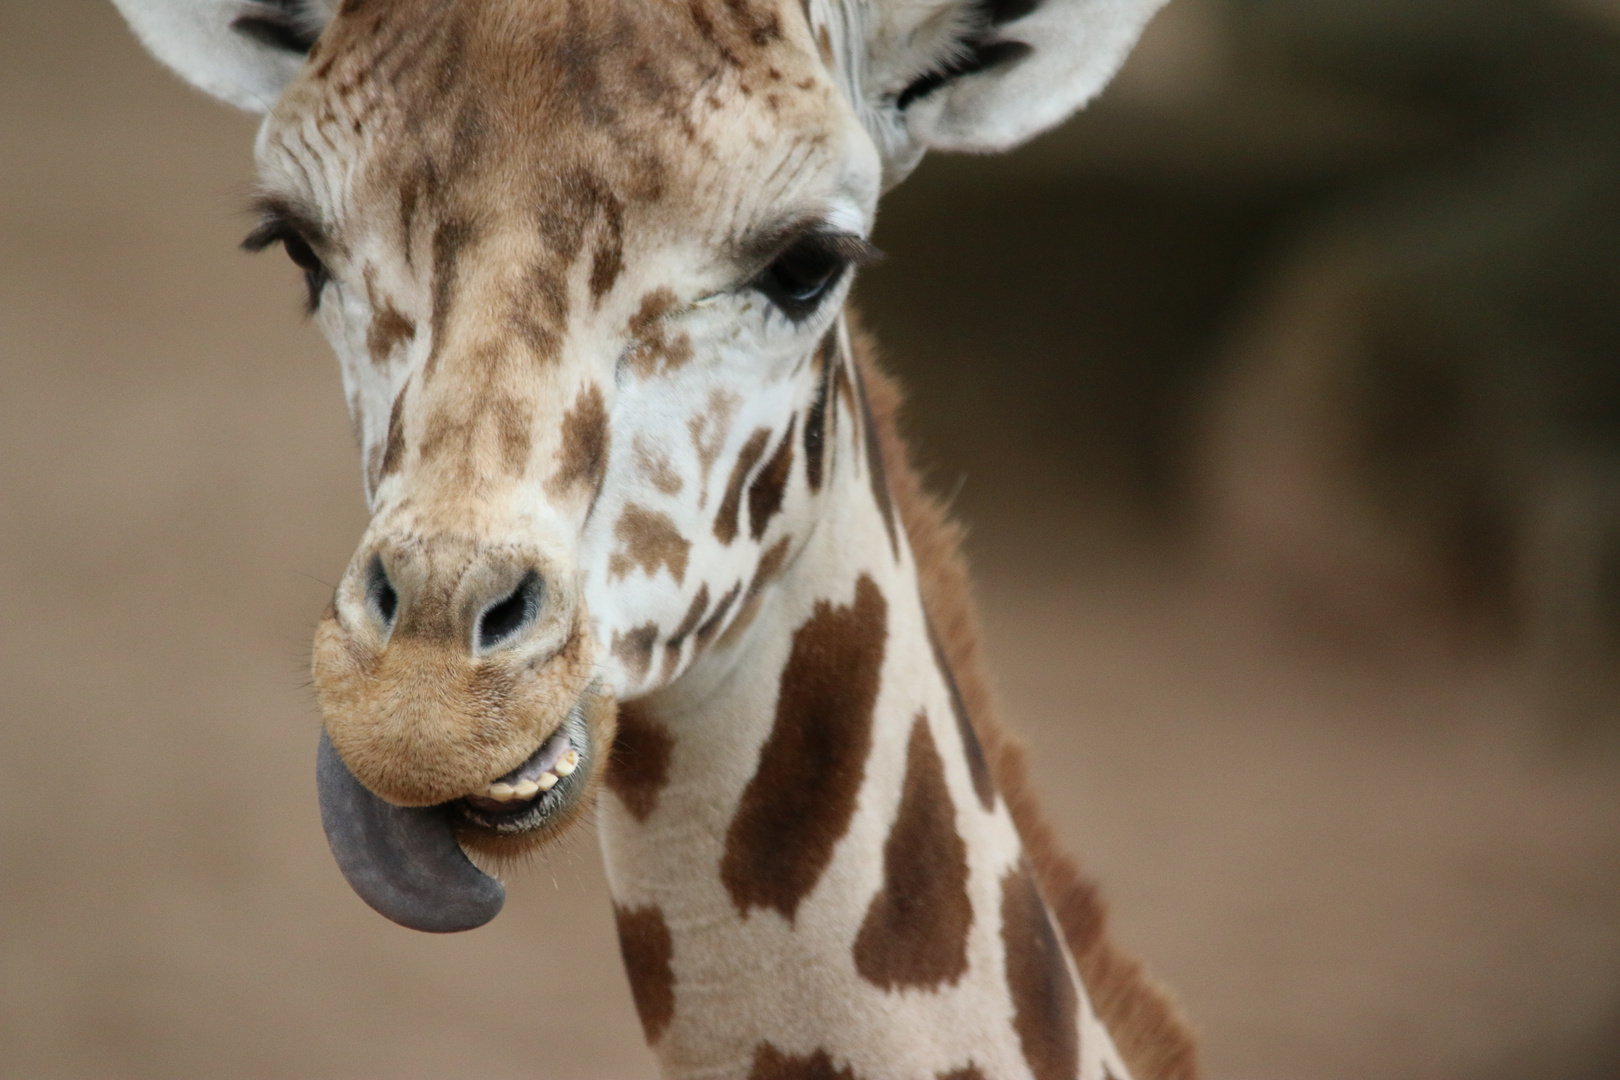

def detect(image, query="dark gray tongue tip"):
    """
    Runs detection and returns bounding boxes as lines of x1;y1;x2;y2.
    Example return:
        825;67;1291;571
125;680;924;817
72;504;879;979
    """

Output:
316;731;505;933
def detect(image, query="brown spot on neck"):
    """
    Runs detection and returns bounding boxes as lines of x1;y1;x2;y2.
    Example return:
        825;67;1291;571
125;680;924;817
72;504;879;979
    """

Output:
850;321;1199;1078
1002;861;1081;1080
606;698;673;821
748;1044;861;1080
853;714;972;990
610;504;692;585
720;574;886;920
613;903;675;1043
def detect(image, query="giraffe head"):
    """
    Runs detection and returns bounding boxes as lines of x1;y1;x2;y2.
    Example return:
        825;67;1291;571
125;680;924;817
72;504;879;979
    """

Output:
115;0;1163;930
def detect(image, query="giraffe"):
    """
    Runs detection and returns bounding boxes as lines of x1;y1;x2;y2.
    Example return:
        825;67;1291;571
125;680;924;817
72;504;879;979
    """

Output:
111;1;1198;1078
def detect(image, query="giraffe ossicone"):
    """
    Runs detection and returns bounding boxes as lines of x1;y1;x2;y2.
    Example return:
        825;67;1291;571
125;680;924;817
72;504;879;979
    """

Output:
111;0;1198;1077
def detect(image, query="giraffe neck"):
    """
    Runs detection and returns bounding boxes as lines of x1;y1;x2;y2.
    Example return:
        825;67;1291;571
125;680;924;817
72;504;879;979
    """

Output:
596;323;1131;1080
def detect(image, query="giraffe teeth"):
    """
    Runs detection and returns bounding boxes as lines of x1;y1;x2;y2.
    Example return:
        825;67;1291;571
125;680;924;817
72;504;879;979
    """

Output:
511;778;541;799
553;750;580;777
487;782;517;801
536;771;559;791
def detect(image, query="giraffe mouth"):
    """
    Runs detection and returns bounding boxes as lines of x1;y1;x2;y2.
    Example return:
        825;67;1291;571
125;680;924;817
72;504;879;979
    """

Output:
315;688;600;933
452;713;592;835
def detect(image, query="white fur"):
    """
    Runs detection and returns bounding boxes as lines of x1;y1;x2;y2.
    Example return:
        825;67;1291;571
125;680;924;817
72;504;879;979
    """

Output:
812;0;1168;186
111;0;333;112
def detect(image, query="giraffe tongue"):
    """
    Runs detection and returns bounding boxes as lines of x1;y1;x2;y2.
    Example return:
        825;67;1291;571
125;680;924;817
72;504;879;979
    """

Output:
316;730;505;933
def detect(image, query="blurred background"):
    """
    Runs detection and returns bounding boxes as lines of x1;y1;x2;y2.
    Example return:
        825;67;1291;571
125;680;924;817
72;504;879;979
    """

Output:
2;1;1618;1077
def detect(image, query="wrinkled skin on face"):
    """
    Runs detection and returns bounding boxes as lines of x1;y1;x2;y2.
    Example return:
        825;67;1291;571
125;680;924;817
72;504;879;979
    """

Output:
255;0;881;855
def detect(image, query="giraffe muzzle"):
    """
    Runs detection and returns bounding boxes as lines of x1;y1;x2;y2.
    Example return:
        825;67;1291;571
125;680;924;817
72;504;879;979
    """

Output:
313;537;594;807
316;683;605;932
311;533;615;930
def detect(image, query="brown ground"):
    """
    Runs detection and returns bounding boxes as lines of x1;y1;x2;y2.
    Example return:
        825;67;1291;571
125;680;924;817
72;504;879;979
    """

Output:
2;4;1617;1079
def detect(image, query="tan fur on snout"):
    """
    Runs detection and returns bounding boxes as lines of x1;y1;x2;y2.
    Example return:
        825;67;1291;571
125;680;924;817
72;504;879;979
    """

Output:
313;610;597;807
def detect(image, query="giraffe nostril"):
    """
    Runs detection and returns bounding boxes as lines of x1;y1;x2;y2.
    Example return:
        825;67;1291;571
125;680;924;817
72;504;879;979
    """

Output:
476;571;544;653
366;554;398;627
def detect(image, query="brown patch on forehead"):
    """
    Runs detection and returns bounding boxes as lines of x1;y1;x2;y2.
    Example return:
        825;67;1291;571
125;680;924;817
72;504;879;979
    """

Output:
748;416;796;541
380;384;408;477
1002;861;1081;1080
306;0;833;275
927;618;995;811
535;165;626;306
613;903;675;1043
606;698;674;822
721;574;887;920
548;384;611;501
610;505;692;585
661;583;712;682
613;623;659;682
748;1044;861;1080
423;217;475;384
853;714;972;991
714;427;772;544
417;385;533;478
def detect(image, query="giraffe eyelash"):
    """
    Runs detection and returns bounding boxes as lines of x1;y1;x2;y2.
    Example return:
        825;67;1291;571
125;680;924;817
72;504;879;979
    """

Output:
242;198;331;314
751;231;883;323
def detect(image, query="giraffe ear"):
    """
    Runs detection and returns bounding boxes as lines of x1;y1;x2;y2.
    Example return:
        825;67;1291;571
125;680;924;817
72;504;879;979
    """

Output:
842;0;1167;184
112;0;336;113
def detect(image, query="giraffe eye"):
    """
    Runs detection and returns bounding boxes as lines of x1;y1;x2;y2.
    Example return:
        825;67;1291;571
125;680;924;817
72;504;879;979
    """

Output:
753;232;882;322
243;208;331;313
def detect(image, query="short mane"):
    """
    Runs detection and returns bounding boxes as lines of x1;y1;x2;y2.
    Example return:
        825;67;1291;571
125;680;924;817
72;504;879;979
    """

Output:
852;322;1201;1080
